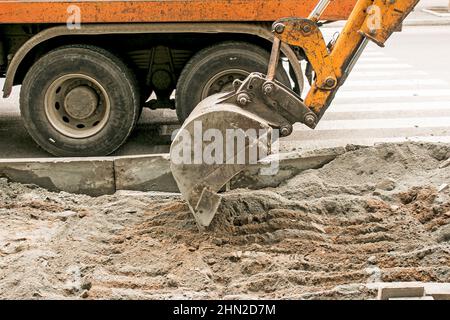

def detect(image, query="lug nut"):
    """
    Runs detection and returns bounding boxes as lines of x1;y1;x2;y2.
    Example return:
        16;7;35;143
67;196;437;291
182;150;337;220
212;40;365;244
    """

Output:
263;83;275;95
280;126;292;137
237;93;250;106
233;79;243;91
302;24;312;33
304;113;317;128
273;23;285;34
325;77;336;88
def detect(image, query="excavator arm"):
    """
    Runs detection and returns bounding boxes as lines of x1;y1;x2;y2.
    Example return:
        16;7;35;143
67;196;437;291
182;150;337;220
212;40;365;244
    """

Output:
170;0;420;229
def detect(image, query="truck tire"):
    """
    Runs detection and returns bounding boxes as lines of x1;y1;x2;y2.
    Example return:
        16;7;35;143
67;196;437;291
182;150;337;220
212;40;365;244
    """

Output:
175;41;291;122
20;45;140;157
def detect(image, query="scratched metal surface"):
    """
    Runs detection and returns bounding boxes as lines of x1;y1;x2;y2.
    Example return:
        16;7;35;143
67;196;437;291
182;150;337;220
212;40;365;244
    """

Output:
0;0;356;24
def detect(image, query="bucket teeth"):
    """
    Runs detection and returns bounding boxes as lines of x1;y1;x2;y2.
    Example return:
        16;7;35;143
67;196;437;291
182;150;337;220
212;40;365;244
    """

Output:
193;187;222;229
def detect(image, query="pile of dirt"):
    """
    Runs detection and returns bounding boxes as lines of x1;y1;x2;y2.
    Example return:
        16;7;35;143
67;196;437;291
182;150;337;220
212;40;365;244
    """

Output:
0;142;449;299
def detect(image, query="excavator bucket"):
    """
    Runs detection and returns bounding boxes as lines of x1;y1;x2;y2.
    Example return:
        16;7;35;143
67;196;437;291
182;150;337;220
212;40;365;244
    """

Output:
170;90;276;229
171;72;315;229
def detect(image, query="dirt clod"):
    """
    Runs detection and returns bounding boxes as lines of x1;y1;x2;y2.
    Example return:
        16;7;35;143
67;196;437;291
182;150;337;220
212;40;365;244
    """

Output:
436;225;450;243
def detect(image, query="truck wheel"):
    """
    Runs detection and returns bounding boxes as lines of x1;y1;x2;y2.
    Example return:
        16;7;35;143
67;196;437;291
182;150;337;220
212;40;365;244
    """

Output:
20;45;140;157
175;41;291;122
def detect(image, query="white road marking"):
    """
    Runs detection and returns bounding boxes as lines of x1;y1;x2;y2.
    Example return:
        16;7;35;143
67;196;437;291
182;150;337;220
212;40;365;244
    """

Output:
327;101;450;112
343;78;448;88
360;51;386;56
358;57;398;62
336;89;450;99
287;35;450;149
294;117;450;131
391;136;450;143
281;136;450;151
346;70;428;78
354;63;413;70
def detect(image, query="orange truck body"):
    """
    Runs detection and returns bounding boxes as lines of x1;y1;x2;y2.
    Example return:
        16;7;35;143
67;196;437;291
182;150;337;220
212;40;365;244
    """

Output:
0;0;356;24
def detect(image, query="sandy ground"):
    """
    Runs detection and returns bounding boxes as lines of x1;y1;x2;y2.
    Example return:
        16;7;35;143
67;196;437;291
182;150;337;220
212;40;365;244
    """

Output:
0;142;450;300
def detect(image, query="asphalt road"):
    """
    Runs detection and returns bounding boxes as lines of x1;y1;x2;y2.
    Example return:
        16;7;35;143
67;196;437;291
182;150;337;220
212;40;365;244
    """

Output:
0;82;178;158
1;25;450;158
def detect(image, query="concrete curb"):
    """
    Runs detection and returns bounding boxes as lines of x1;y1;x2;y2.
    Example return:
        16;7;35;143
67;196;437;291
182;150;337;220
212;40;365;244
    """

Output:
114;153;178;193
230;147;345;190
0;147;346;196
404;18;450;26
0;157;115;196
367;282;450;300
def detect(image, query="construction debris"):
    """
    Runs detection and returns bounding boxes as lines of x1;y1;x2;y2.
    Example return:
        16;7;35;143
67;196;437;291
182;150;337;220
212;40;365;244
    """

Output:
0;142;449;299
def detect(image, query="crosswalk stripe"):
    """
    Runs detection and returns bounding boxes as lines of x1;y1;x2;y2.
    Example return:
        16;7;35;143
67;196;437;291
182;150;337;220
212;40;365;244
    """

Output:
358;57;398;62
322;109;450;121
389;136;450;143
327;101;450;112
346;70;428;78
354;63;413;70
293;117;450;131
288;47;448;152
287;126;450;139
335;89;450;99
281;136;450;151
360;51;386;56
343;78;448;88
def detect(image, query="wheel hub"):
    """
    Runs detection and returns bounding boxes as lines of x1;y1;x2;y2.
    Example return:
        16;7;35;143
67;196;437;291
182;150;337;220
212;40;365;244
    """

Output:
64;86;98;120
201;69;249;99
44;74;111;139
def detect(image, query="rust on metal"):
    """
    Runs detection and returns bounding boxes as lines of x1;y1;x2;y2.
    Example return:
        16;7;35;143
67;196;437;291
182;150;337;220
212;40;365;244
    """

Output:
303;0;419;116
274;17;338;90
359;0;420;47
0;0;356;24
266;37;281;82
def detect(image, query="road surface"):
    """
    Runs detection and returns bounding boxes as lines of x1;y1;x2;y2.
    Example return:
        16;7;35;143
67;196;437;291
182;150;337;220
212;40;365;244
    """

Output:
1;25;450;158
284;25;450;150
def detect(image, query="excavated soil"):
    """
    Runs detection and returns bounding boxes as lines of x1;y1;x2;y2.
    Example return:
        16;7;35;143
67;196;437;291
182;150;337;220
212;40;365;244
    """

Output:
1;142;450;299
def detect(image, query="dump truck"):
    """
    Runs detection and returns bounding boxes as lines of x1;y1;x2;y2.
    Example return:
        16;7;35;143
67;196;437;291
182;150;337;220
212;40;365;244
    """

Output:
169;0;420;229
0;0;356;157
